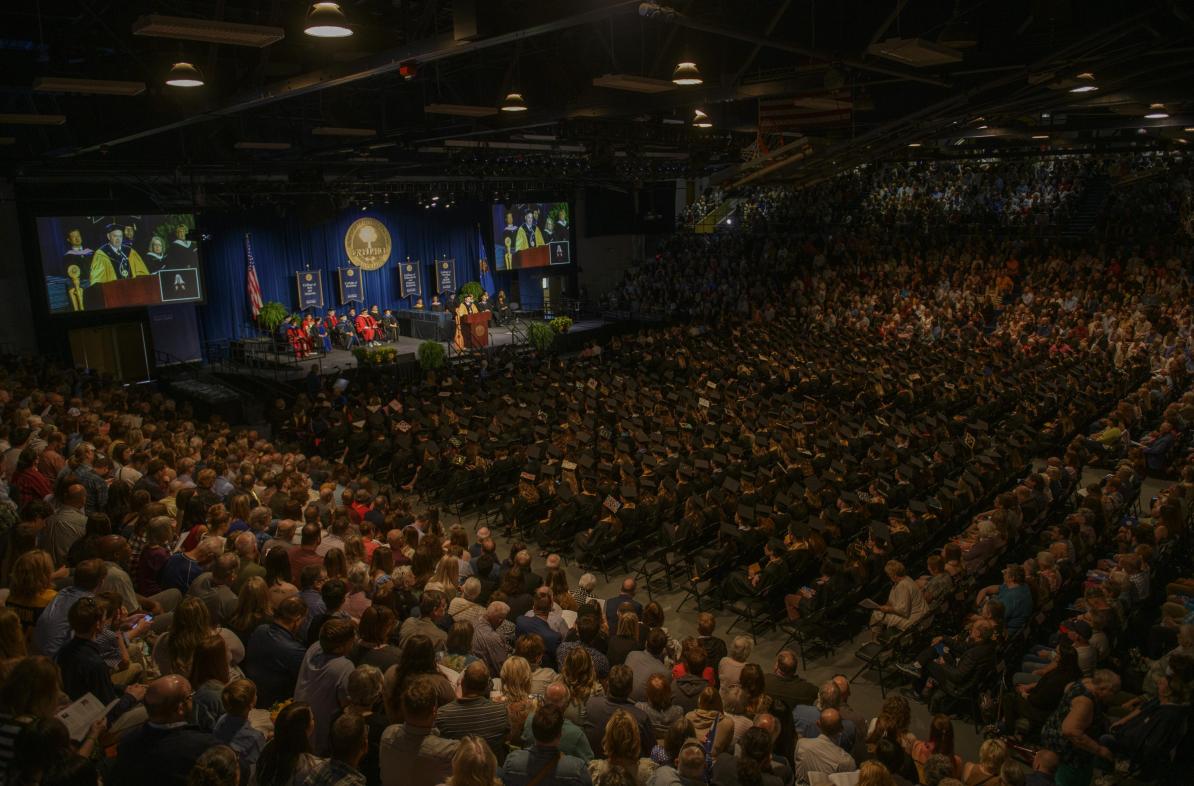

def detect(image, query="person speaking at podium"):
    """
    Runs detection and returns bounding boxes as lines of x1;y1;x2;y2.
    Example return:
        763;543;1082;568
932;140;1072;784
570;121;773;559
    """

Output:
89;224;149;284
453;293;479;351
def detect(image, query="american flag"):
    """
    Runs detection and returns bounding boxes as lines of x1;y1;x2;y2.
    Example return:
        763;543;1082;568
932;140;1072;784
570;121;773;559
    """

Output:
245;233;263;319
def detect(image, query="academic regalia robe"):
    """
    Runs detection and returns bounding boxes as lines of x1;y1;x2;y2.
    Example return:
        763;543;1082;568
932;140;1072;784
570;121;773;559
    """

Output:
89;243;150;284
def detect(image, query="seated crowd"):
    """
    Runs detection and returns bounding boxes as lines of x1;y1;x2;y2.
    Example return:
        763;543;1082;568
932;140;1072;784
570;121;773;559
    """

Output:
1;151;1193;786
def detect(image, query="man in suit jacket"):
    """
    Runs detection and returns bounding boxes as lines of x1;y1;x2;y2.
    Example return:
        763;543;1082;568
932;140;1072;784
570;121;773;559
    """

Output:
763;650;818;710
899;618;997;700
111;675;215;786
604;578;643;632
515;588;563;669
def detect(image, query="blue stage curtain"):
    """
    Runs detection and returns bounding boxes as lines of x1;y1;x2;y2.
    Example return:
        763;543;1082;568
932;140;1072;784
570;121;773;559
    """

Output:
197;205;486;343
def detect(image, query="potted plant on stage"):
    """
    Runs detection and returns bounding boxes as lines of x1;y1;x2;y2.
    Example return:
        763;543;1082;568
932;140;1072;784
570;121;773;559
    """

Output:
527;321;555;353
459;281;484;301
417;341;446;382
257;301;287;337
550;316;573;334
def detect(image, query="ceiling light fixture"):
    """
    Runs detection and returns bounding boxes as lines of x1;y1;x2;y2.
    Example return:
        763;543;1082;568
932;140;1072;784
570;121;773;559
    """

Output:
1145;111;1169;119
907;142;922;147
304;2;353;38
1032;134;1049;139
671;61;703;86
165;62;204;87
1075;71;1095;80
692;109;712;128
1069;85;1098;93
501;92;527;112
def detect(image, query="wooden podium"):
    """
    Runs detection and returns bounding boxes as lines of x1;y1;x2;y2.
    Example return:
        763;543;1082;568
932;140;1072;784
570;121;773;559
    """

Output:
460;311;491;348
84;276;162;310
514;246;550;269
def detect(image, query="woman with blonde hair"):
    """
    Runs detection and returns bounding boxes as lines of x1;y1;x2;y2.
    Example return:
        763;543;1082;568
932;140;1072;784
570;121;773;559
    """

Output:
588;709;658;786
426;555;461;600
5;549;57;636
226;575;273;643
448;735;501;786
859;761;896;786
498;656;540;745
961;738;1007;786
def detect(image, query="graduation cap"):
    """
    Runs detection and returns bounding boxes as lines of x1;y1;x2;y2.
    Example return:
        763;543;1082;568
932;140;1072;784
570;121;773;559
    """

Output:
869;522;891;542
826;546;847;563
541;464;558;478
737;504;755;522
789;519;811;538
840;490;860;506
723;476;741;493
578;454;595;470
620;484;638;500
805;477;824;493
520;471;536;482
909;500;928;514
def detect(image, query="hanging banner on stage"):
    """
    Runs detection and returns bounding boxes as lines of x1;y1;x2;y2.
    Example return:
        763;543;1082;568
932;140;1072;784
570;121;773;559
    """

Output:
338;267;364;304
436;259;457;294
344;217;392;271
296;270;324;309
399;260;421;298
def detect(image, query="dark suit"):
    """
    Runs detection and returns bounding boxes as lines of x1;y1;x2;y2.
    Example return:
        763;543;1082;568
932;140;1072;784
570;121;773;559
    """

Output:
514;614;563;669
605;593;643;632
111;723;216;786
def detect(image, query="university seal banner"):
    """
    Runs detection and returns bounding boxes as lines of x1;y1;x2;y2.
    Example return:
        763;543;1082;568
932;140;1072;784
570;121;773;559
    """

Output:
296;270;324;309
436;259;457;294
344;217;392;271
338;267;364;304
399;261;421;298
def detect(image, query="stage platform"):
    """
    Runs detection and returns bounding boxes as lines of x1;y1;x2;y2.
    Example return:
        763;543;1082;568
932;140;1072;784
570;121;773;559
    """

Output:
205;318;609;383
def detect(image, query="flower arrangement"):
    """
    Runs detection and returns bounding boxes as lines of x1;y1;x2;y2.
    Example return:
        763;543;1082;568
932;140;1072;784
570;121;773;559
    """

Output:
549;316;573;334
352;346;399;365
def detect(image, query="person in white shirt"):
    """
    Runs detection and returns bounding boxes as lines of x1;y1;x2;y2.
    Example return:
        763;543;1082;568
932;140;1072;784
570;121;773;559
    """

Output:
795;709;856;783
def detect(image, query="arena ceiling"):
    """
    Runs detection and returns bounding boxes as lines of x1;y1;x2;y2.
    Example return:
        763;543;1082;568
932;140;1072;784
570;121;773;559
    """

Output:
1;0;1192;200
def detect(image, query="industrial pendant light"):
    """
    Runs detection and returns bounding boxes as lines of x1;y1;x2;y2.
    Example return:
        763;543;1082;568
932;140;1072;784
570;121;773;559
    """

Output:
166;62;205;88
305;2;353;38
501;92;527;112
672;61;703;86
692;109;712;128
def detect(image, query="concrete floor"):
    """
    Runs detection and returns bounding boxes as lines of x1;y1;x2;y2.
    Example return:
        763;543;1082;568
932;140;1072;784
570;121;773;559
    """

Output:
455;462;1169;762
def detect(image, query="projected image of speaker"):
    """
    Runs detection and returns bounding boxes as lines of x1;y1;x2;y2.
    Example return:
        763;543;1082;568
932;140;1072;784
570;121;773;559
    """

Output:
492;201;572;271
36;213;206;314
